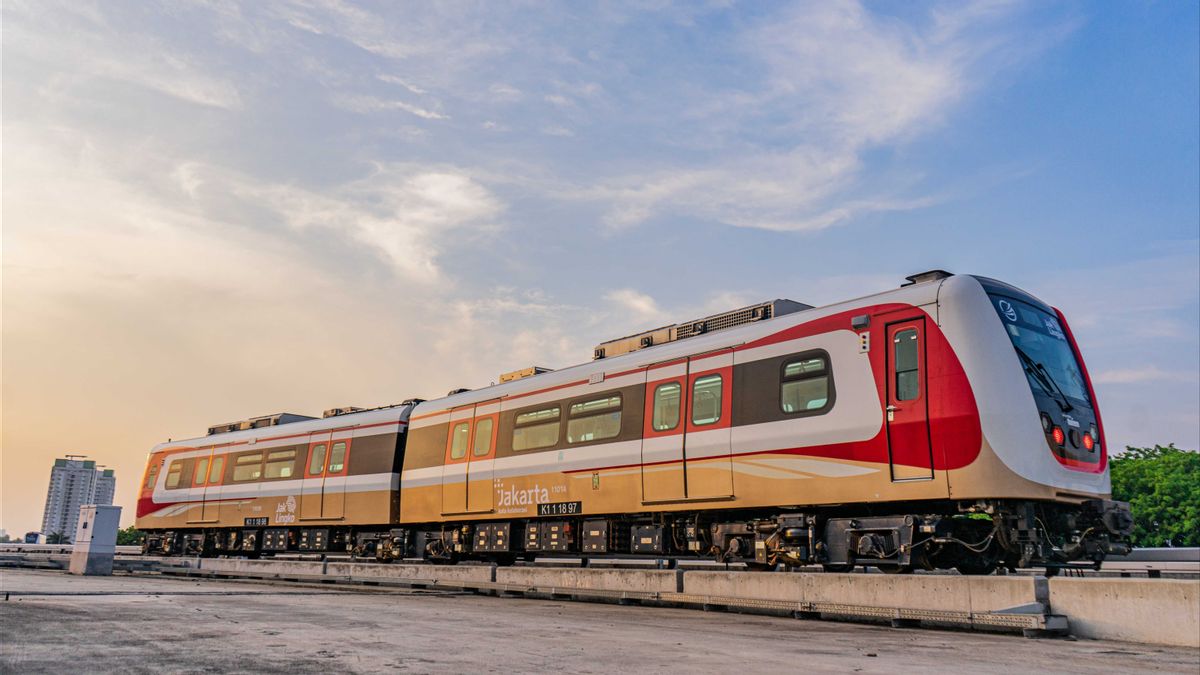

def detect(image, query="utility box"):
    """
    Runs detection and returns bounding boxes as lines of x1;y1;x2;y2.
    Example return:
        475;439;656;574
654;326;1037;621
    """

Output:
69;505;122;576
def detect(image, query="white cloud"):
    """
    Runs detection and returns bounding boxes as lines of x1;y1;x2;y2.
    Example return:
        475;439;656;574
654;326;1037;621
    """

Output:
332;94;449;120
605;289;661;319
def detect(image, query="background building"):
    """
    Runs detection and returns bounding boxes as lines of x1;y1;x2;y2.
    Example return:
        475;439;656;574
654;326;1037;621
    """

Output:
40;458;116;542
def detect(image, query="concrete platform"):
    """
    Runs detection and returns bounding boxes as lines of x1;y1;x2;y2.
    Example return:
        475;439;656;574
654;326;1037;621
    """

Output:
3;569;1197;674
1049;578;1200;648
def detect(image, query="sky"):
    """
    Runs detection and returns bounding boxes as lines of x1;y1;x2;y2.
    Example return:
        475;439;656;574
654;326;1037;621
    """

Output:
2;0;1197;535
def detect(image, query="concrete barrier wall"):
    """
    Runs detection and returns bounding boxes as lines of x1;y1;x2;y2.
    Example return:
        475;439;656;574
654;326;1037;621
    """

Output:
682;572;1045;613
200;558;325;576
326;562;495;584
496;567;682;594
1049;578;1200;648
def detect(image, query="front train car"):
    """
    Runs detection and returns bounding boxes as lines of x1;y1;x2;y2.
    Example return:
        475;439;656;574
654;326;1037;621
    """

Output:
937;274;1132;570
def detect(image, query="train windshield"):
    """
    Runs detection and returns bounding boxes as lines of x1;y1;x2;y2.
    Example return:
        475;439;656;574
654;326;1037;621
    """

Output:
990;295;1092;407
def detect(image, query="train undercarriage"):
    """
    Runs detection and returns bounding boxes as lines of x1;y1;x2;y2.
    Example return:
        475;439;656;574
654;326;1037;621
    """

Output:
143;498;1132;576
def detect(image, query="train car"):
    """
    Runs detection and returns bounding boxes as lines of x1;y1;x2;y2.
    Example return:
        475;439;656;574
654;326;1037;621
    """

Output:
397;271;1131;573
135;271;1132;573
136;405;416;556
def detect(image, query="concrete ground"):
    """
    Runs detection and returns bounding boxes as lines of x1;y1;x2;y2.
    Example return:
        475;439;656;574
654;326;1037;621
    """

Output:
2;569;1197;674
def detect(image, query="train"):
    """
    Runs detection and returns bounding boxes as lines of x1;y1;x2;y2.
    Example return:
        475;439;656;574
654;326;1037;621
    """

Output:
136;271;1133;574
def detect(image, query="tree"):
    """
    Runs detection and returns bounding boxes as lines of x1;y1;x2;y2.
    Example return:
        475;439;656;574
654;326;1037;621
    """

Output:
116;526;145;546
1110;444;1200;548
45;531;70;544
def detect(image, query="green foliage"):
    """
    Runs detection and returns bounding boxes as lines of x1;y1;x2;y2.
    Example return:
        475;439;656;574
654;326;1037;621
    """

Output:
1110;444;1200;547
116;525;145;546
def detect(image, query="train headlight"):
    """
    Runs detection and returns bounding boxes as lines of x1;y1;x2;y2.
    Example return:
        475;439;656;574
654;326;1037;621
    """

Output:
1051;426;1065;446
1083;432;1095;451
1040;413;1053;432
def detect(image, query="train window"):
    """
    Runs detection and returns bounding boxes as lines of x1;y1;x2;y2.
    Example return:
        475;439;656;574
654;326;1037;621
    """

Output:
473;419;494;457
328;442;347;473
781;356;830;413
144;463;159;489
208;456;224;483
193;458;209;487
308;444;326;475
165;461;183;489
450;422;470;460
264;449;297;479
894;329;919;401
653;383;681;431
233;452;263;482
567;395;622;444
513;406;561;451
691;375;723;426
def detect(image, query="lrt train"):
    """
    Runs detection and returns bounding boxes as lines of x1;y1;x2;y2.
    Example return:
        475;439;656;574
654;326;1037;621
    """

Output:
136;271;1133;574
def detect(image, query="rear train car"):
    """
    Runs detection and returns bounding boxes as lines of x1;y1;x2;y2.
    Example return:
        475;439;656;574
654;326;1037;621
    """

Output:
136;404;415;556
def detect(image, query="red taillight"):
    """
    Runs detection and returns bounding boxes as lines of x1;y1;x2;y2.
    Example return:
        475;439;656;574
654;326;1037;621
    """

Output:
1052;426;1065;446
1082;433;1095;451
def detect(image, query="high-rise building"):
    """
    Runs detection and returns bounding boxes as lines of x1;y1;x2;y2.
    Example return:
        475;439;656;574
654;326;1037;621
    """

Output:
40;458;116;542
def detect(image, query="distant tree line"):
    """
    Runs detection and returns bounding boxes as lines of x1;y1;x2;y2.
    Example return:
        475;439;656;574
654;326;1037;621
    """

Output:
1110;444;1199;548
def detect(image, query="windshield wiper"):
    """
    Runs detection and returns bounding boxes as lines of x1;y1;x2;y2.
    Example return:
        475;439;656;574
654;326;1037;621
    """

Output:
1013;345;1074;412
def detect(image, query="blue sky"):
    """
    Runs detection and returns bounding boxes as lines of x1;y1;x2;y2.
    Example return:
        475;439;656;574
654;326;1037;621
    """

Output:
2;0;1197;532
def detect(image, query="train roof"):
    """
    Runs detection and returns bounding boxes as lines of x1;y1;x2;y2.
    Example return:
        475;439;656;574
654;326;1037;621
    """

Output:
411;271;963;416
152;402;417;452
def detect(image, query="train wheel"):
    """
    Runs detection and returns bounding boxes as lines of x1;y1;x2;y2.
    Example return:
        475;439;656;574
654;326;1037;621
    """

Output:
877;564;912;575
821;564;855;573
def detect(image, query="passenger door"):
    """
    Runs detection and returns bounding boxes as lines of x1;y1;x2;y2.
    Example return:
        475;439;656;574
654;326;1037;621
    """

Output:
200;450;224;522
301;432;332;520
640;349;735;503
641;359;688;503
466;399;501;514
884;316;934;481
321;431;353;519
187;447;217;524
441;402;499;515
682;349;735;499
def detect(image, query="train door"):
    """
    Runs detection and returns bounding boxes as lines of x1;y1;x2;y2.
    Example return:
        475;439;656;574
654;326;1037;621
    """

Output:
466;399;501;514
187;447;217;524
682;349;735;499
201;451;224;521
441;405;475;515
884;315;934;481
321;430;353;519
442;401;500;515
301;431;332;520
641;359;688;503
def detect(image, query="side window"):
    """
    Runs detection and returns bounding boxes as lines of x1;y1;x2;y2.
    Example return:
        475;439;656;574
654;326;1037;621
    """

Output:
781;355;831;413
450;422;470;459
328;441;347;473
264;449;297;479
208;456;224;483
144;462;159;489
894;329;920;401
652;383;681;431
512;406;561;451
165;460;183;489
691;375;723;426
193;458;209;487
567;395;622;444
233;452;263;482
473;419;494;457
308;444;327;475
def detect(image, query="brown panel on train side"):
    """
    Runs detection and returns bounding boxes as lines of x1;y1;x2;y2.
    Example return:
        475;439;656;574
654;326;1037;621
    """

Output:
404;422;450;470
493;382;647;461
732;348;837;427
346;433;399;476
